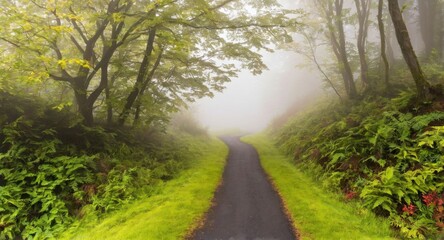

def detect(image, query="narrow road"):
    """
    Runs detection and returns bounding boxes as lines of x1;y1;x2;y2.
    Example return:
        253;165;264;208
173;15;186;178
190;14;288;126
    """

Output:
193;136;296;240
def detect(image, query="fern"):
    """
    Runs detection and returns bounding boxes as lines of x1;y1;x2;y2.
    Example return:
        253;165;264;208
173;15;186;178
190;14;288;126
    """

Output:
274;93;444;238
411;112;444;131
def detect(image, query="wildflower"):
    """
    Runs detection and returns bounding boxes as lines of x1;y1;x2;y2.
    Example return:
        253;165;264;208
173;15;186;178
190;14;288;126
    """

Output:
437;198;444;206
345;191;357;200
402;204;416;215
423;192;438;206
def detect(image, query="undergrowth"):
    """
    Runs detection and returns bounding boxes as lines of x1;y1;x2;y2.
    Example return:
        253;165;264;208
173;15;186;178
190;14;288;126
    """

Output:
274;93;444;239
0;92;208;239
60;136;227;240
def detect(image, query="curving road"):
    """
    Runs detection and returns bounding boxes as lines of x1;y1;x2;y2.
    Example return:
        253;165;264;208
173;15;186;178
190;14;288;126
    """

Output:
193;136;296;240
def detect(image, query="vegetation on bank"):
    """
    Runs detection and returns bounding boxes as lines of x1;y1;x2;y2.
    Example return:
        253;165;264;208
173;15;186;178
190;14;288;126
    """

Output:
282;1;444;238
0;92;225;239
243;134;395;240
61;137;227;240
270;93;444;239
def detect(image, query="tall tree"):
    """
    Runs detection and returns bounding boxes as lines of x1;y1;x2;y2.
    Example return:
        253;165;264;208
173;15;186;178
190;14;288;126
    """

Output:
417;0;442;59
115;0;296;126
118;28;157;125
378;0;390;90
1;0;297;126
388;0;431;101
293;29;343;101
319;0;358;100
0;0;146;125
386;15;396;64
354;0;371;91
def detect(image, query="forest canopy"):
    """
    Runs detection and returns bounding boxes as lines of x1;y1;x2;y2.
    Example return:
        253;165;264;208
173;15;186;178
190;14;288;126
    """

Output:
0;0;298;126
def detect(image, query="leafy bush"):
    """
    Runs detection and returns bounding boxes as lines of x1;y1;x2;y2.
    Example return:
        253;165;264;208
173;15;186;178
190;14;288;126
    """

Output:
0;118;94;239
0;92;203;239
274;94;444;238
91;168;136;213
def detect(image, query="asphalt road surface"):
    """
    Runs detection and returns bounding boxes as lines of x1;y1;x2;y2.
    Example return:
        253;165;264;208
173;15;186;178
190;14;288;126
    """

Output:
193;136;296;240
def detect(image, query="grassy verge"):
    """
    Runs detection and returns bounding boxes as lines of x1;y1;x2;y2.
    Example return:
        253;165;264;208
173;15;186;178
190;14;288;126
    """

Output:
60;137;227;240
242;134;396;240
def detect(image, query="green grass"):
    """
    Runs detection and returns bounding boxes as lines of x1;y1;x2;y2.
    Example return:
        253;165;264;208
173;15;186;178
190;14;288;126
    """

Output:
60;137;227;240
242;134;397;240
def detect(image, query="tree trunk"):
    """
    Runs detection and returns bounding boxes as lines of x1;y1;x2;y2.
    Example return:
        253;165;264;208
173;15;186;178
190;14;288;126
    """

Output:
319;0;358;100
334;0;358;99
386;16;395;64
105;75;113;126
72;79;94;125
119;28;157;126
418;0;439;59
437;1;444;60
378;0;390;91
133;49;164;126
355;0;371;91
302;32;343;101
388;0;431;101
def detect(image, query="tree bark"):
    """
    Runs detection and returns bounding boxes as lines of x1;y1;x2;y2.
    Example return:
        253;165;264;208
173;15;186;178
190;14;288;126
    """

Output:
319;0;358;100
355;0;371;91
49;0;134;125
105;76;113;125
418;0;439;59
71;79;94;125
133;49;164;125
386;16;396;64
334;0;358;99
439;2;444;60
378;0;390;91
119;28;157;126
388;0;431;101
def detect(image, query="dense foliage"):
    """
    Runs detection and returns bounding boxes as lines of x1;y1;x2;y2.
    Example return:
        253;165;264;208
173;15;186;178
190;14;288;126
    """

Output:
0;92;207;239
274;92;444;239
0;1;298;239
0;0;297;126
281;2;444;236
1;0;444;239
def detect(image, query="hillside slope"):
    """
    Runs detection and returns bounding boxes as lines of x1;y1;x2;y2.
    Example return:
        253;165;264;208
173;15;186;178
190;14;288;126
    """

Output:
269;94;444;239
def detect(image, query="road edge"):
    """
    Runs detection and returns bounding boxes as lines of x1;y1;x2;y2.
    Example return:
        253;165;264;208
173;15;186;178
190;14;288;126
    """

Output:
242;137;301;240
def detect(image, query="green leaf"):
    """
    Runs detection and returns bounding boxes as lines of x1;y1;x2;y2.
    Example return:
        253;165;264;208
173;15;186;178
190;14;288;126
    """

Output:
385;167;394;181
372;197;390;209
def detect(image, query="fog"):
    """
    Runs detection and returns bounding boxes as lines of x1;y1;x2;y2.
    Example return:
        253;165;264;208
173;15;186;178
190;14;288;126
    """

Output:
194;47;323;133
193;0;425;133
193;1;323;133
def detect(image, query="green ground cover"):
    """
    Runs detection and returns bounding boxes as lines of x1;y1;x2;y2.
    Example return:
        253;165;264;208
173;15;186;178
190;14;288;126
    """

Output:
60;137;227;240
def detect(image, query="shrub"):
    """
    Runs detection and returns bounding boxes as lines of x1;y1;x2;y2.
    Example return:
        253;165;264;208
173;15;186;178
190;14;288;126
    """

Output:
0;93;200;239
274;94;444;238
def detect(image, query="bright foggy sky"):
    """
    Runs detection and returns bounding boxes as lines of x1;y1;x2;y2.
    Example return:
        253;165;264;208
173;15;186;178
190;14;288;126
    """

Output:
194;0;322;133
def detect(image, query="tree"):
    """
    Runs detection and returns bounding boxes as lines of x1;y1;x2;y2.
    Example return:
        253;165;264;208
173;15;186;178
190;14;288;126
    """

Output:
417;0;443;59
0;0;297;126
114;0;297;126
317;0;358;100
388;0;431;101
354;0;371;91
0;0;148;125
377;0;390;90
292;28;343;101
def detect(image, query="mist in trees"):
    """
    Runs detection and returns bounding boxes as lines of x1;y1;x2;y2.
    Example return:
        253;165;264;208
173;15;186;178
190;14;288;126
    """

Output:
0;0;444;132
197;0;444;132
1;0;444;239
0;0;298;129
1;0;443;131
